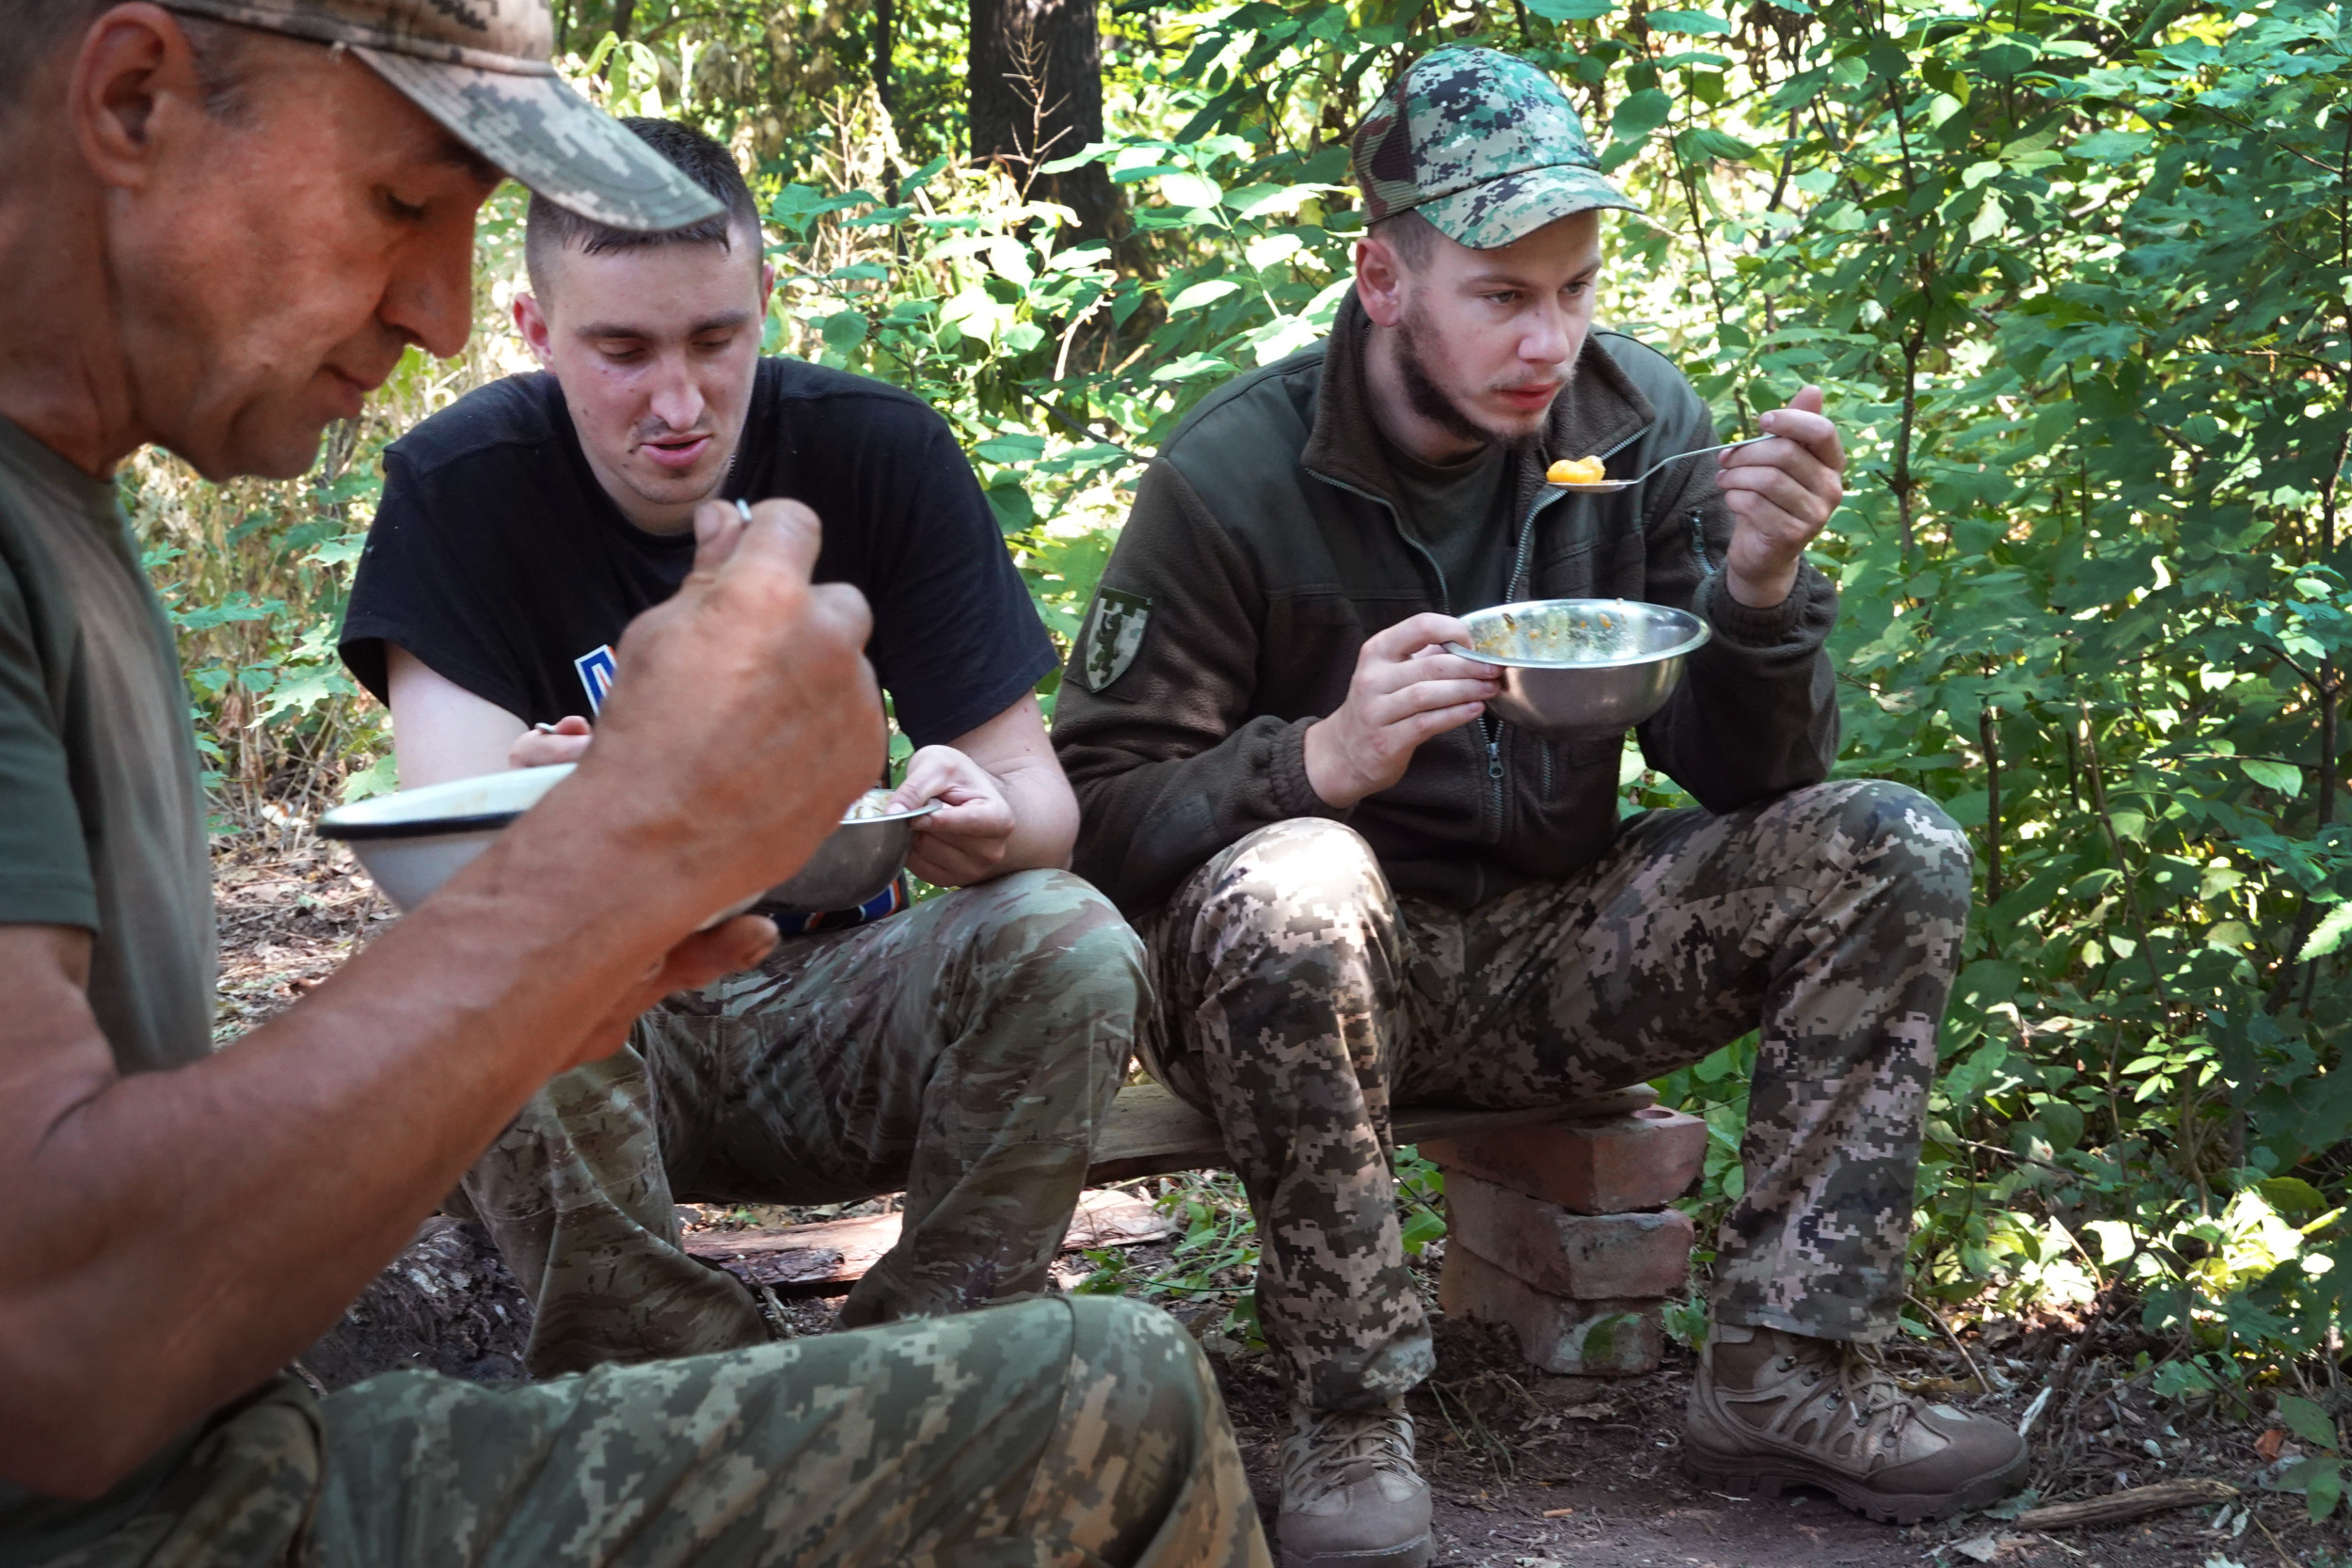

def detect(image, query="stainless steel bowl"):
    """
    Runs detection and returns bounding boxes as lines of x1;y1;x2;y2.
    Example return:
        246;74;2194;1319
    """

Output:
1447;598;1711;740
763;791;940;913
320;770;940;924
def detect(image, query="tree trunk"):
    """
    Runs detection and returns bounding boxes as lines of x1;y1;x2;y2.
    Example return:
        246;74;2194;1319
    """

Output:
967;0;1120;242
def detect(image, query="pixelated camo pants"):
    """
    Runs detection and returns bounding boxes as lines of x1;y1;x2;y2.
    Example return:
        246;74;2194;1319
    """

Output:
35;1297;1269;1568
1138;780;1972;1412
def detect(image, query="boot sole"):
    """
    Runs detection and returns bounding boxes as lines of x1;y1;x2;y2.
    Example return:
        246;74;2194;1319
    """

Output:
1277;1530;1434;1568
1682;1443;2029;1527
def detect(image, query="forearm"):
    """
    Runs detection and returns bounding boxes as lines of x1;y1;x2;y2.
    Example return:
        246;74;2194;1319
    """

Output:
986;758;1077;877
0;800;728;1494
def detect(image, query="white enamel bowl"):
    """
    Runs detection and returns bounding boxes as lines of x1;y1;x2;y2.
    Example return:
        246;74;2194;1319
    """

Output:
316;764;577;913
317;769;940;920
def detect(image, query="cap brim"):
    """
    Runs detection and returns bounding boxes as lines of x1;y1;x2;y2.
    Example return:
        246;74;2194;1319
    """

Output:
354;49;723;233
1419;166;1644;251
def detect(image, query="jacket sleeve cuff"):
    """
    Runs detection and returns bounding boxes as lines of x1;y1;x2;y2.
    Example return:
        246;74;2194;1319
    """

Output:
1705;564;1815;645
1273;716;1350;820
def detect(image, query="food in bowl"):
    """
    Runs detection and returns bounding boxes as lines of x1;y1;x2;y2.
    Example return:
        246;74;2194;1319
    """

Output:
1466;602;1647;665
843;787;901;821
1447;599;1711;739
1546;454;1607;485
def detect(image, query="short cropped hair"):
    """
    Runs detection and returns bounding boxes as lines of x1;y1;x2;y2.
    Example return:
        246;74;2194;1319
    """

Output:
523;117;760;299
0;1;252;117
1370;209;1440;272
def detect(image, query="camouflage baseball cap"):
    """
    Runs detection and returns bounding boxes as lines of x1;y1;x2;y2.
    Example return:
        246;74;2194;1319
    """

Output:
1352;47;1641;250
161;0;721;232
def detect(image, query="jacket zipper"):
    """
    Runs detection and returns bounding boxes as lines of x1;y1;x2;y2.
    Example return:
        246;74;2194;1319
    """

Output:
1308;414;1656;855
1492;421;1652;828
1304;463;1505;847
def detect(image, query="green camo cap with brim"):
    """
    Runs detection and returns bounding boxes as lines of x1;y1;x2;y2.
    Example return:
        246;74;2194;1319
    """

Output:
1352;46;1643;250
161;0;722;233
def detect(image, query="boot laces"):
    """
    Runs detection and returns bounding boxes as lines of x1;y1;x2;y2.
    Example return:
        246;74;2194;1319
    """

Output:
1786;1337;1915;1451
1281;1403;1417;1505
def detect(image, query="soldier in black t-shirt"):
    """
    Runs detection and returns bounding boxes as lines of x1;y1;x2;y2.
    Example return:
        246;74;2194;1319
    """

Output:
340;119;1147;1376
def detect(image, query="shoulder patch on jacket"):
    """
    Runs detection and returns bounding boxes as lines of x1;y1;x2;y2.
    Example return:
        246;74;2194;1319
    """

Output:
1075;589;1152;692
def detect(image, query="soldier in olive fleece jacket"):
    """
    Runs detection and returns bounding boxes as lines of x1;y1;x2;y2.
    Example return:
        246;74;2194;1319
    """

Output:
1053;290;1995;1556
1050;47;2018;1568
1053;287;1839;911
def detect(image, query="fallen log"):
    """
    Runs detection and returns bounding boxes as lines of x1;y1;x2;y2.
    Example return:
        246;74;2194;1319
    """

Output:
2016;1477;2238;1530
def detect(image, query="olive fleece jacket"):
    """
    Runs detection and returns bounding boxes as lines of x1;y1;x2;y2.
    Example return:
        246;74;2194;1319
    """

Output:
1052;289;1840;914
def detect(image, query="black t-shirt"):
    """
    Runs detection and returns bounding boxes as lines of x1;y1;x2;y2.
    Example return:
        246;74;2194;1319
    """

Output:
341;358;1055;747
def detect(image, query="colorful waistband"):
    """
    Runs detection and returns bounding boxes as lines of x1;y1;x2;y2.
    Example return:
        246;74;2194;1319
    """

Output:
762;875;912;938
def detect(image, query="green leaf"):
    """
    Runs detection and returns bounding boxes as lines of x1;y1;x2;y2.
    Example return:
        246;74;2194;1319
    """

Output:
2259;1177;2328;1216
975;432;1046;464
818;310;867;351
2301;900;2352;962
2241;758;2302;796
1675;126;1758;165
2071;129;2152;163
1525;0;1615;17
1646;8;1733;32
341;753;397;802
1954;958;2021;1010
2311;1459;2344;1522
2279;1395;2340;1452
1156;172;1224;210
1612;87;1674;139
1149;352;1235;382
2036;1101;2085;1155
1168;279;1243;313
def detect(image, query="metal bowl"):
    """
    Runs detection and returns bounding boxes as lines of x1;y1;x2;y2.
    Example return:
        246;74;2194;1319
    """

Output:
762;789;940;914
1446;598;1711;740
320;770;938;924
317;764;576;912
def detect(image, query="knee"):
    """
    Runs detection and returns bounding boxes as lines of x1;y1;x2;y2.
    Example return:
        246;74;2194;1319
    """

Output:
1060;1295;1217;1426
1819;780;1975;911
959;868;1147;1034
1202;817;1390;931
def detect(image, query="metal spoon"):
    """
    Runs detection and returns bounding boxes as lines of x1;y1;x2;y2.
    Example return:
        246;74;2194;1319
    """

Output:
1546;434;1772;494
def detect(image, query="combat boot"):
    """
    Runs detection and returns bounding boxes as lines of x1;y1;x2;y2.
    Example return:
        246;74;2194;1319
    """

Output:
1276;1397;1433;1568
1683;1322;2027;1524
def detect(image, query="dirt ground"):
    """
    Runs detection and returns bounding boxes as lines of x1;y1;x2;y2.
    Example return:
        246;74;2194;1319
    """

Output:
229;835;2350;1567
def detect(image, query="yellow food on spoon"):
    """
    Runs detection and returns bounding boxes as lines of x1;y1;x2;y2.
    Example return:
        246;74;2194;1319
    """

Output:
1546;455;1607;484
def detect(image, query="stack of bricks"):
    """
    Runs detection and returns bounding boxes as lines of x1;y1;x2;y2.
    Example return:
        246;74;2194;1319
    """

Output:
1422;1104;1708;1376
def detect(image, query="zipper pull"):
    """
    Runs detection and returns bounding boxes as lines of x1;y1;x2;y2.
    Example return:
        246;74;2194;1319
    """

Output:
1487;739;1504;780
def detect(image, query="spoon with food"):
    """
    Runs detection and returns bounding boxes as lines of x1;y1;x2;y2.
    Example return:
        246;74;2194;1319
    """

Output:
1545;435;1772;494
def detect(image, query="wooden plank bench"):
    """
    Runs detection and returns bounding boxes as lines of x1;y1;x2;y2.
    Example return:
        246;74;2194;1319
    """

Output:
685;1078;1705;1382
1083;1080;1661;1183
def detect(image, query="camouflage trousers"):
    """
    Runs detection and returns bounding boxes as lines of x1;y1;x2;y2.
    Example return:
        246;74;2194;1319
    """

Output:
460;869;1145;1378
1139;781;1972;1413
35;1296;1270;1568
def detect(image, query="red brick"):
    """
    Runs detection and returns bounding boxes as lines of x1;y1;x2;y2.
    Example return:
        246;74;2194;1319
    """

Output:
1444;1172;1694;1298
1438;1243;1665;1375
1421;1104;1705;1214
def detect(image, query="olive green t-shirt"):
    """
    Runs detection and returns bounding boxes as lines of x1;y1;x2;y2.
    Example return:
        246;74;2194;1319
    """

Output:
1382;436;1517;613
0;417;215;1069
0;415;230;1561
